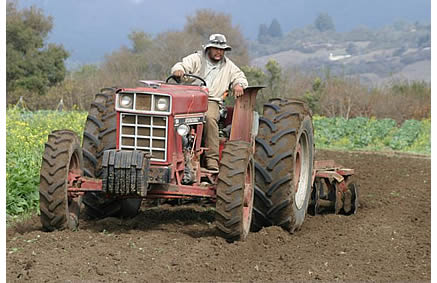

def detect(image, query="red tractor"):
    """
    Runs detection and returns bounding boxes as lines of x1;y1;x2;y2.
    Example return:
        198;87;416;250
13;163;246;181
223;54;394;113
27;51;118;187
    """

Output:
39;75;358;241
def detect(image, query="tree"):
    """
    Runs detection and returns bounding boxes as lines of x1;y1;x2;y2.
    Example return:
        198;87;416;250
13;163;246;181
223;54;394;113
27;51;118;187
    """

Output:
393;20;409;32
417;34;430;48
268;18;283;38
257;24;269;43
151;31;199;77
240;65;268;111
265;59;282;98
303;77;324;113
346;43;359;55
86;9;251;108
184;9;249;66
257;19;282;43
128;30;153;53
314;13;335;32
7;0;68;95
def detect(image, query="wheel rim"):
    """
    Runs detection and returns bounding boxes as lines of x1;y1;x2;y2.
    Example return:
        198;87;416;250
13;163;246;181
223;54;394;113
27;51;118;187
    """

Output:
351;183;359;214
67;150;82;229
242;159;254;235
294;131;310;210
69;150;81;175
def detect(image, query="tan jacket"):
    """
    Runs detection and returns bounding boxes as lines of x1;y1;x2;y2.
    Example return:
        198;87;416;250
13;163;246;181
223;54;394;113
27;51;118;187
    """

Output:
171;50;248;103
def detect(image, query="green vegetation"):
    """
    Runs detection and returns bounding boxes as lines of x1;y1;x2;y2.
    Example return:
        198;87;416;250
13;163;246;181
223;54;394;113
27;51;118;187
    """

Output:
6;7;249;110
242;65;430;123
314;13;335;32
313;116;430;154
258;18;283;43
6;109;430;217
250;16;430;88
251;18;430;58
6;108;87;217
7;1;68;96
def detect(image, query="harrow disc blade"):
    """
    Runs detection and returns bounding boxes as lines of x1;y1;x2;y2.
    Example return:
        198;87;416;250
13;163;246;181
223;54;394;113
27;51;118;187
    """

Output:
309;176;359;216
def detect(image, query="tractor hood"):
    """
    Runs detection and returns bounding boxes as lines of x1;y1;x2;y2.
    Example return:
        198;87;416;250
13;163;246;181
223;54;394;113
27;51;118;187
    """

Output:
118;81;209;115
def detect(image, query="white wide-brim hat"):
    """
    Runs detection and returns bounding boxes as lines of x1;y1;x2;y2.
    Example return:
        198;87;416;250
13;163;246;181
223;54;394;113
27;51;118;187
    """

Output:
202;33;232;51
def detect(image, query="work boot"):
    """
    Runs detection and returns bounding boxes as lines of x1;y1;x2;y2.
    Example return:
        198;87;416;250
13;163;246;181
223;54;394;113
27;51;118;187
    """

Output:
206;159;219;173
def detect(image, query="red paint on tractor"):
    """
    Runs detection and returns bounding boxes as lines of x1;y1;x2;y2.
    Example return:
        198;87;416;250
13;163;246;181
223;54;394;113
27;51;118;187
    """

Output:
148;184;216;198
229;87;261;142
67;172;103;192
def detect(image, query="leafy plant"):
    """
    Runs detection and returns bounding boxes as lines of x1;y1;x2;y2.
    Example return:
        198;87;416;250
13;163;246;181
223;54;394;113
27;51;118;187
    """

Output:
388;120;422;150
313;115;430;154
6;108;87;216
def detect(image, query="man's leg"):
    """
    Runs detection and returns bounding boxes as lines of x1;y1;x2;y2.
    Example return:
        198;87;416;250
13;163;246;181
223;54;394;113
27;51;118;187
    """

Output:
204;101;220;171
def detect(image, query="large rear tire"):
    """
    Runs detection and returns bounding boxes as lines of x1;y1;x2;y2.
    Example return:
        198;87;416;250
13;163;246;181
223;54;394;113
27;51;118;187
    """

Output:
81;88;141;219
215;140;254;242
253;98;314;233
40;130;83;231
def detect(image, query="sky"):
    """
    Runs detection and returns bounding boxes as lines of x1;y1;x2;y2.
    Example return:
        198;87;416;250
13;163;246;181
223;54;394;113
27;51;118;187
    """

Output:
17;0;431;65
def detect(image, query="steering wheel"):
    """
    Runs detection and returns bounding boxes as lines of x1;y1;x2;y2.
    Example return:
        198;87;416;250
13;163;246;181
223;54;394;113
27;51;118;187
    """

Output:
165;74;207;87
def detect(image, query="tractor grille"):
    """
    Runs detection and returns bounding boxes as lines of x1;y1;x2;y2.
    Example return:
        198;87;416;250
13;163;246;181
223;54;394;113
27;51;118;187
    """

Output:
135;93;152;111
119;113;168;162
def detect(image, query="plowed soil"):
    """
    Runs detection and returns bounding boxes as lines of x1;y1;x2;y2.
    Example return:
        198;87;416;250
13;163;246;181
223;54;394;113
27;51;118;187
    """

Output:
6;150;431;282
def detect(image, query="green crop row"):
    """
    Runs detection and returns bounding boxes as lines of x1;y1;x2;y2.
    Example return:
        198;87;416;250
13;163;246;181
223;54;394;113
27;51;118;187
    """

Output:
6;109;430;216
313;115;430;154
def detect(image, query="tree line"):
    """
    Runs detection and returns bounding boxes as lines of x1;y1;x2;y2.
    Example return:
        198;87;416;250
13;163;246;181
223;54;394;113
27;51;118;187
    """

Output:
257;14;335;44
6;1;430;122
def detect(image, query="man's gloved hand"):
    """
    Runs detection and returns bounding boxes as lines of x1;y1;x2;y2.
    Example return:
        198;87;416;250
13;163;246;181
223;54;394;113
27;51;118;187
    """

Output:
173;70;185;78
233;84;244;98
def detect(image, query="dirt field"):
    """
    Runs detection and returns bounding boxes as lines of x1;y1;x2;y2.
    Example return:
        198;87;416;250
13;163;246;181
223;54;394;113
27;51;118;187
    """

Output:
6;149;431;282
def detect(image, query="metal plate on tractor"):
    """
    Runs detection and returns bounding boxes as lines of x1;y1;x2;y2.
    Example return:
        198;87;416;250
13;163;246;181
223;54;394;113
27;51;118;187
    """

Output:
101;150;150;197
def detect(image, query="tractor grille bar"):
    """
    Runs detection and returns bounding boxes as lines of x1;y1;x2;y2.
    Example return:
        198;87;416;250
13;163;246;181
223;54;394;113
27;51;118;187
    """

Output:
119;113;168;162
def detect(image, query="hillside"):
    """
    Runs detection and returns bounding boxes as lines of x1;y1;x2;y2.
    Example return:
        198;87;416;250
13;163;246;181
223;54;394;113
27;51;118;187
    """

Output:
249;22;430;86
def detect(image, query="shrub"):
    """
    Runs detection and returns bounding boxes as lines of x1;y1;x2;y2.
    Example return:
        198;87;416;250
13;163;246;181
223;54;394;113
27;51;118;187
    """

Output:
6;108;87;216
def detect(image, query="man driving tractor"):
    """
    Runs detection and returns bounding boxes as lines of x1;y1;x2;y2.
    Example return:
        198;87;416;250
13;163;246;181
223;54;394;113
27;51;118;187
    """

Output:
39;33;357;242
171;33;248;173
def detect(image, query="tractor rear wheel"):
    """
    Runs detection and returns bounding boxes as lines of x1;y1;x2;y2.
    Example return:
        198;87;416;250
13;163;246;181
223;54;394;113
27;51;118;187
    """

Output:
81;88;141;219
39;130;83;231
253;98;314;233
215;140;254;242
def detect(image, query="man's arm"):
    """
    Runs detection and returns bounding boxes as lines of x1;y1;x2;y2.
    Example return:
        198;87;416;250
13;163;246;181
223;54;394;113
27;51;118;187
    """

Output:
229;62;249;97
170;53;201;77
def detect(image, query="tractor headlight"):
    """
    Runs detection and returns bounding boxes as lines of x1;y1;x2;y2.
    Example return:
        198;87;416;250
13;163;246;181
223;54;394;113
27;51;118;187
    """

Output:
155;97;169;111
177;124;190;136
120;94;133;108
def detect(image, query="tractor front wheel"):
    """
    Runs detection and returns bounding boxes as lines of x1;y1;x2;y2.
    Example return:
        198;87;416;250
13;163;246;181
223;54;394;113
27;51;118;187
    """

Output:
39;130;83;231
215;140;254;242
81;88;141;219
